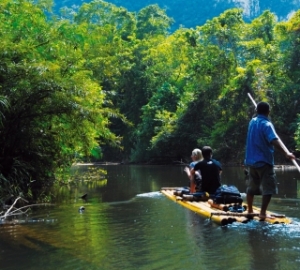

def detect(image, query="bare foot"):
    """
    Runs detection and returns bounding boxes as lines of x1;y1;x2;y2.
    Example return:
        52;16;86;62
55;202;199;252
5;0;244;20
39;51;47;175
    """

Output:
246;211;254;219
259;214;275;220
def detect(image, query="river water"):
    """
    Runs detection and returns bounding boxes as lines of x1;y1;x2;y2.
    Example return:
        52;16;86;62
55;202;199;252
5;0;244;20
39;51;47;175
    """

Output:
1;164;300;270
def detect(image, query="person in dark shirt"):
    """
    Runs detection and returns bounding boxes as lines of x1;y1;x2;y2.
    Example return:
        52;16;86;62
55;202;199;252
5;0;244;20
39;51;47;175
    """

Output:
191;146;222;194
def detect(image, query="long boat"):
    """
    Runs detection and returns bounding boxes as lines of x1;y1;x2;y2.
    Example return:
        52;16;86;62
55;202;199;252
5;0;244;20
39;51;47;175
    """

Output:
161;187;292;226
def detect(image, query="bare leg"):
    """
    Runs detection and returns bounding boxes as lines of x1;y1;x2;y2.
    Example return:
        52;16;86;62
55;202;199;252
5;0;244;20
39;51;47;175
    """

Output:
247;194;254;213
260;194;274;219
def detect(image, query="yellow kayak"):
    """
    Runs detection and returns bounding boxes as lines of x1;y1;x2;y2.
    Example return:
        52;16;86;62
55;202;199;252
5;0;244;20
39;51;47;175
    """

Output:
161;187;292;226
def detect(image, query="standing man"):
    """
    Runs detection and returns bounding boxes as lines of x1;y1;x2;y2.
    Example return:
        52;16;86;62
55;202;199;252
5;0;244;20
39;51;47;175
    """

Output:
245;101;295;219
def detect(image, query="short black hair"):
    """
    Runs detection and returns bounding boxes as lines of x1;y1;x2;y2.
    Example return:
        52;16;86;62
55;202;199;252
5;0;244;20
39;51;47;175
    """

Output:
202;146;212;159
256;101;270;114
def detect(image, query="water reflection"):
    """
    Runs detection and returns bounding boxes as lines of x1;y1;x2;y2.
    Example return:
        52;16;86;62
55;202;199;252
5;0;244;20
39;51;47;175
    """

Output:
1;165;300;270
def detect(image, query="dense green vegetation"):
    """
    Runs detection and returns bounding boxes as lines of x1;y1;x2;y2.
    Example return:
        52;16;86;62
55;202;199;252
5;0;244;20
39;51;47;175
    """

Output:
1;0;300;200
53;0;300;30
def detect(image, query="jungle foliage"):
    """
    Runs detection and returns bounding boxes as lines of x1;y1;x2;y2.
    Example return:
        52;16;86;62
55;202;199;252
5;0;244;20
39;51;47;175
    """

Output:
53;0;300;31
1;0;300;200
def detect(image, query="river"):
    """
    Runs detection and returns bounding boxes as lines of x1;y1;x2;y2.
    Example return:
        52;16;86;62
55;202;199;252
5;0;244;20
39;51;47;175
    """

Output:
1;164;300;270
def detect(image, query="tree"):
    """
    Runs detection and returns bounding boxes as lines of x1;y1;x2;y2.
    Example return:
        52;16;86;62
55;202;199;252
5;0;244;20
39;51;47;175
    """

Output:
136;4;174;39
0;0;123;199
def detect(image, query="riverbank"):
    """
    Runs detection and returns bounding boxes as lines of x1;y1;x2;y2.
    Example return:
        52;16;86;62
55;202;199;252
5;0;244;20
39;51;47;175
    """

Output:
73;162;299;171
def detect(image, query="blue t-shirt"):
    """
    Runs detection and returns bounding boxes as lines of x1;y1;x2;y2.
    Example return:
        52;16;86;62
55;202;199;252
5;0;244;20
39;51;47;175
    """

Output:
189;161;199;168
244;114;278;167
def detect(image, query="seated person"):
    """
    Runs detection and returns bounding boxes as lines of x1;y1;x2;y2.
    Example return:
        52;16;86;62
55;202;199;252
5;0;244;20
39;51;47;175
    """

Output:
191;146;222;194
184;148;203;192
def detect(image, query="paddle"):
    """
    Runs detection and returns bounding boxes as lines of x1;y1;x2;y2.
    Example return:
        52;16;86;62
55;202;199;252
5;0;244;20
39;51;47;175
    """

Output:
247;93;300;173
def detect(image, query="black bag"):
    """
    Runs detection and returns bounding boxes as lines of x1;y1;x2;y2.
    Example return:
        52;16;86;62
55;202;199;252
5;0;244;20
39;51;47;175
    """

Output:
213;185;243;204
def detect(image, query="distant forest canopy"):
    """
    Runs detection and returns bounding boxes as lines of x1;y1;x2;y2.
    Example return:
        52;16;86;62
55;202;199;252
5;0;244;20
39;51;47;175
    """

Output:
2;0;300;200
54;0;300;30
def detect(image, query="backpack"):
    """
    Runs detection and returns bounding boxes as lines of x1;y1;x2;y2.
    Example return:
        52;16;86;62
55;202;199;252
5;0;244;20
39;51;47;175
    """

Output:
213;185;243;204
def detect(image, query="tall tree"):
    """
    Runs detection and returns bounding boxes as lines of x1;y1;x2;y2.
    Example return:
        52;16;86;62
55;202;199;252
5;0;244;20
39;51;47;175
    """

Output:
0;0;123;199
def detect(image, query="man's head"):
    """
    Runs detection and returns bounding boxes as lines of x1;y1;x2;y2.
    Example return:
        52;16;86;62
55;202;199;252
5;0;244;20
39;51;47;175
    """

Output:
202;146;213;159
256;101;270;115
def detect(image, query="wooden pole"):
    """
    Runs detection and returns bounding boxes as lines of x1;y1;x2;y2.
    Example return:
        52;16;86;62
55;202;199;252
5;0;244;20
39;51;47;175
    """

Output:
247;93;300;173
210;212;286;218
208;199;229;212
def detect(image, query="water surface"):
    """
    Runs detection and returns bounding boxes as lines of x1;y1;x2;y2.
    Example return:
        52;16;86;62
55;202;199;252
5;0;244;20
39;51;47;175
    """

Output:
1;165;300;270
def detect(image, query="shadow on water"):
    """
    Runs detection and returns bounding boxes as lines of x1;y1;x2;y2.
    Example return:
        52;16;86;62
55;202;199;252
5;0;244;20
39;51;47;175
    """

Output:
1;165;300;270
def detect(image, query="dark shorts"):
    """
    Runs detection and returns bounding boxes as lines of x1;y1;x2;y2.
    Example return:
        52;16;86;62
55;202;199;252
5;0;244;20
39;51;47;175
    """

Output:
246;164;277;196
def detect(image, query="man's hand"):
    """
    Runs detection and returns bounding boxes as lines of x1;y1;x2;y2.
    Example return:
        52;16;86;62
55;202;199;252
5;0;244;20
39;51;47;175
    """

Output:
285;152;295;160
272;139;296;159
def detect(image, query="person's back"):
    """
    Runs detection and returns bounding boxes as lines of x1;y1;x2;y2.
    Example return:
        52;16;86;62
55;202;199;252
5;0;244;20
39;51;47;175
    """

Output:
184;148;203;192
245;114;277;167
195;159;221;194
244;101;295;219
193;146;222;194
